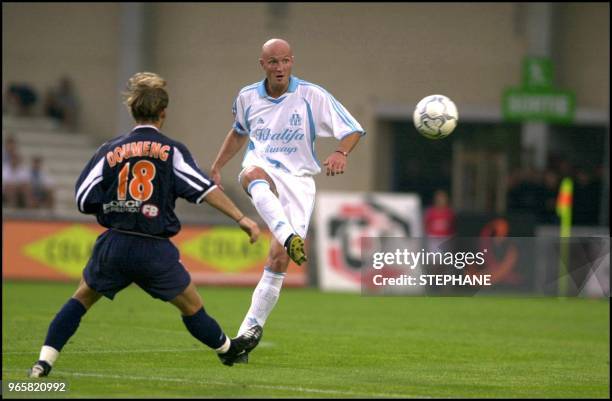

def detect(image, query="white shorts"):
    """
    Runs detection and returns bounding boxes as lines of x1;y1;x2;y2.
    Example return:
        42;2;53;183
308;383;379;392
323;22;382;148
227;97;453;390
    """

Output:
239;163;316;238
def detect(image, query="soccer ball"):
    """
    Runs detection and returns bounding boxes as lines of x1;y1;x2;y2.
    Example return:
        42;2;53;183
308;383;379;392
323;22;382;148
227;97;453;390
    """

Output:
413;95;458;139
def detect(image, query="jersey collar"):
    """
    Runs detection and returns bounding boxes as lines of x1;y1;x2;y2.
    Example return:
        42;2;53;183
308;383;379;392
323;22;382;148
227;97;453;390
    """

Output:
132;124;160;132
258;75;299;99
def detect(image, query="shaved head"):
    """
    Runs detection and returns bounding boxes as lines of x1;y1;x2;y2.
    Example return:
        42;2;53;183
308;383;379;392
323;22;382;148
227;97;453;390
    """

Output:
259;38;295;98
261;38;292;59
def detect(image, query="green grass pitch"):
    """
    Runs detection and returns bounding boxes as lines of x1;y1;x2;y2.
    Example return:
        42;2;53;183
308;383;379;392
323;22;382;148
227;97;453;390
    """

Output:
2;281;609;398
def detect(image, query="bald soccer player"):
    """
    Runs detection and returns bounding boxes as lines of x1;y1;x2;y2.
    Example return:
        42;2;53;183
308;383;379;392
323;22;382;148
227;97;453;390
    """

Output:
210;38;366;362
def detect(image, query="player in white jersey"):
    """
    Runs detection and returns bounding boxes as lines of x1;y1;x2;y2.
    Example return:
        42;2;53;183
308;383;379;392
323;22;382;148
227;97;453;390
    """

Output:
210;38;365;361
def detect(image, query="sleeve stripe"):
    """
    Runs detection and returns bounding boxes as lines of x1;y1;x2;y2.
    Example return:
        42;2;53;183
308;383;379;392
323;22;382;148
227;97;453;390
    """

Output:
339;130;365;139
78;176;103;212
173;147;211;186
75;157;105;204
244;105;252;132
233;122;249;135
329;95;360;132
301;82;362;132
174;169;204;192
196;185;218;204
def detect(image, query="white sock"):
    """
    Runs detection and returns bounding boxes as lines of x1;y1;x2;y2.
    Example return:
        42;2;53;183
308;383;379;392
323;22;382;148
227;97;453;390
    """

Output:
248;180;295;246
237;268;286;336
39;345;59;366
214;335;231;354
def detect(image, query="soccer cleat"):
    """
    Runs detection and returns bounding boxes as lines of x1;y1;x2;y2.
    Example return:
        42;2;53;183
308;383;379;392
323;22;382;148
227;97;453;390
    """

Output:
233;325;264;364
28;360;52;378
218;325;263;367
285;234;307;265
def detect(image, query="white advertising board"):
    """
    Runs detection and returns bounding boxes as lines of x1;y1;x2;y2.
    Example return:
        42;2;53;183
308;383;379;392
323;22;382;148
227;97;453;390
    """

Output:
314;192;423;292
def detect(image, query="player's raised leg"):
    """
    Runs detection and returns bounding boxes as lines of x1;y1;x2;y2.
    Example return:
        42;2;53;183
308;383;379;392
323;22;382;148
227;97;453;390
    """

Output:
29;279;102;378
170;281;262;366
240;166;306;265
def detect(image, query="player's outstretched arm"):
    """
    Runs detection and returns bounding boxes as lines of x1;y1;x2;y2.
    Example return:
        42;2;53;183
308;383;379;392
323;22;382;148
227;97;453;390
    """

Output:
322;132;362;176
210;129;249;188
203;186;260;243
235;215;259;244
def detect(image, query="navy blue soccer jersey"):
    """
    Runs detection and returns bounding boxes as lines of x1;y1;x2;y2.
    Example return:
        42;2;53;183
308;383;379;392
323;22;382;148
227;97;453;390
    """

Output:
75;125;216;237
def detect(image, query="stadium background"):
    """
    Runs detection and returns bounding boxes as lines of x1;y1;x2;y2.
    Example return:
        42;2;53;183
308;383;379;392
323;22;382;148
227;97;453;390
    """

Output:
2;3;609;398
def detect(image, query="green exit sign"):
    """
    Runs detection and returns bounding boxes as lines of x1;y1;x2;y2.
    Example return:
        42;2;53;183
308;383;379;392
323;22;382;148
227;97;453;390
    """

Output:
503;88;575;124
502;57;575;124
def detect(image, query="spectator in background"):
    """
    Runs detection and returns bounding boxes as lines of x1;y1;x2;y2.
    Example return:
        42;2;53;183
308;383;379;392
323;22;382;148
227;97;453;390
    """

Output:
2;153;30;208
424;189;456;238
6;83;38;116
27;155;55;210
424;189;456;286
3;134;19;166
45;76;79;131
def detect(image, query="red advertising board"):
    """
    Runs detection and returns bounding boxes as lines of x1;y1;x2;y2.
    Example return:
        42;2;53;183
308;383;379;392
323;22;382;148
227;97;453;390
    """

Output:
2;219;306;287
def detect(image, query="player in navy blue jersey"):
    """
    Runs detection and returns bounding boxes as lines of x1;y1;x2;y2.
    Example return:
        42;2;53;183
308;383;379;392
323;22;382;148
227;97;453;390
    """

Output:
29;72;263;378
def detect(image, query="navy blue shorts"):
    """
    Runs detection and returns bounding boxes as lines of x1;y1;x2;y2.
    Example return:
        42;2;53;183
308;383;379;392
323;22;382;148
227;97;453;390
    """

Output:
83;230;191;301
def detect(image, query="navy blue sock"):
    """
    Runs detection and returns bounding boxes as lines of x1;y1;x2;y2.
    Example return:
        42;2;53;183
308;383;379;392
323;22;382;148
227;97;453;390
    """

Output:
44;298;87;351
182;307;227;350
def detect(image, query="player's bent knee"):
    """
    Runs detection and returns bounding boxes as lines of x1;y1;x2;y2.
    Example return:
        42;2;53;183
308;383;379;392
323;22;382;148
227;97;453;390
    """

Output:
240;167;264;185
170;283;203;316
240;167;276;194
170;298;202;316
72;281;101;310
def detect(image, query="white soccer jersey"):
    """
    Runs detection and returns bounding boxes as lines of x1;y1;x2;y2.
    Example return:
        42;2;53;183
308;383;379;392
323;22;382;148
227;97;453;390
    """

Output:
232;76;365;176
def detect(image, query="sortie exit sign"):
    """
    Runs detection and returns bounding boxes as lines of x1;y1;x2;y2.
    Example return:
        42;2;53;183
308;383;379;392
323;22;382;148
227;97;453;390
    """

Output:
502;57;575;124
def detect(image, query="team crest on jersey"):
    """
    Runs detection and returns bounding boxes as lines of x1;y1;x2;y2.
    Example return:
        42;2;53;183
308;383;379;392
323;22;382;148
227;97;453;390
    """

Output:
289;112;302;127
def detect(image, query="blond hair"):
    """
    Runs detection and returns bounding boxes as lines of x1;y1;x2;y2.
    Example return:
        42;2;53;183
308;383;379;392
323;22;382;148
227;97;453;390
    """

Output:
123;72;168;122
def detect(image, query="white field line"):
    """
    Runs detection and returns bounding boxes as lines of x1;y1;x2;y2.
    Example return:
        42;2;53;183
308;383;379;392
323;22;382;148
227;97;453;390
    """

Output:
2;368;419;398
3;342;276;355
3;348;204;355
